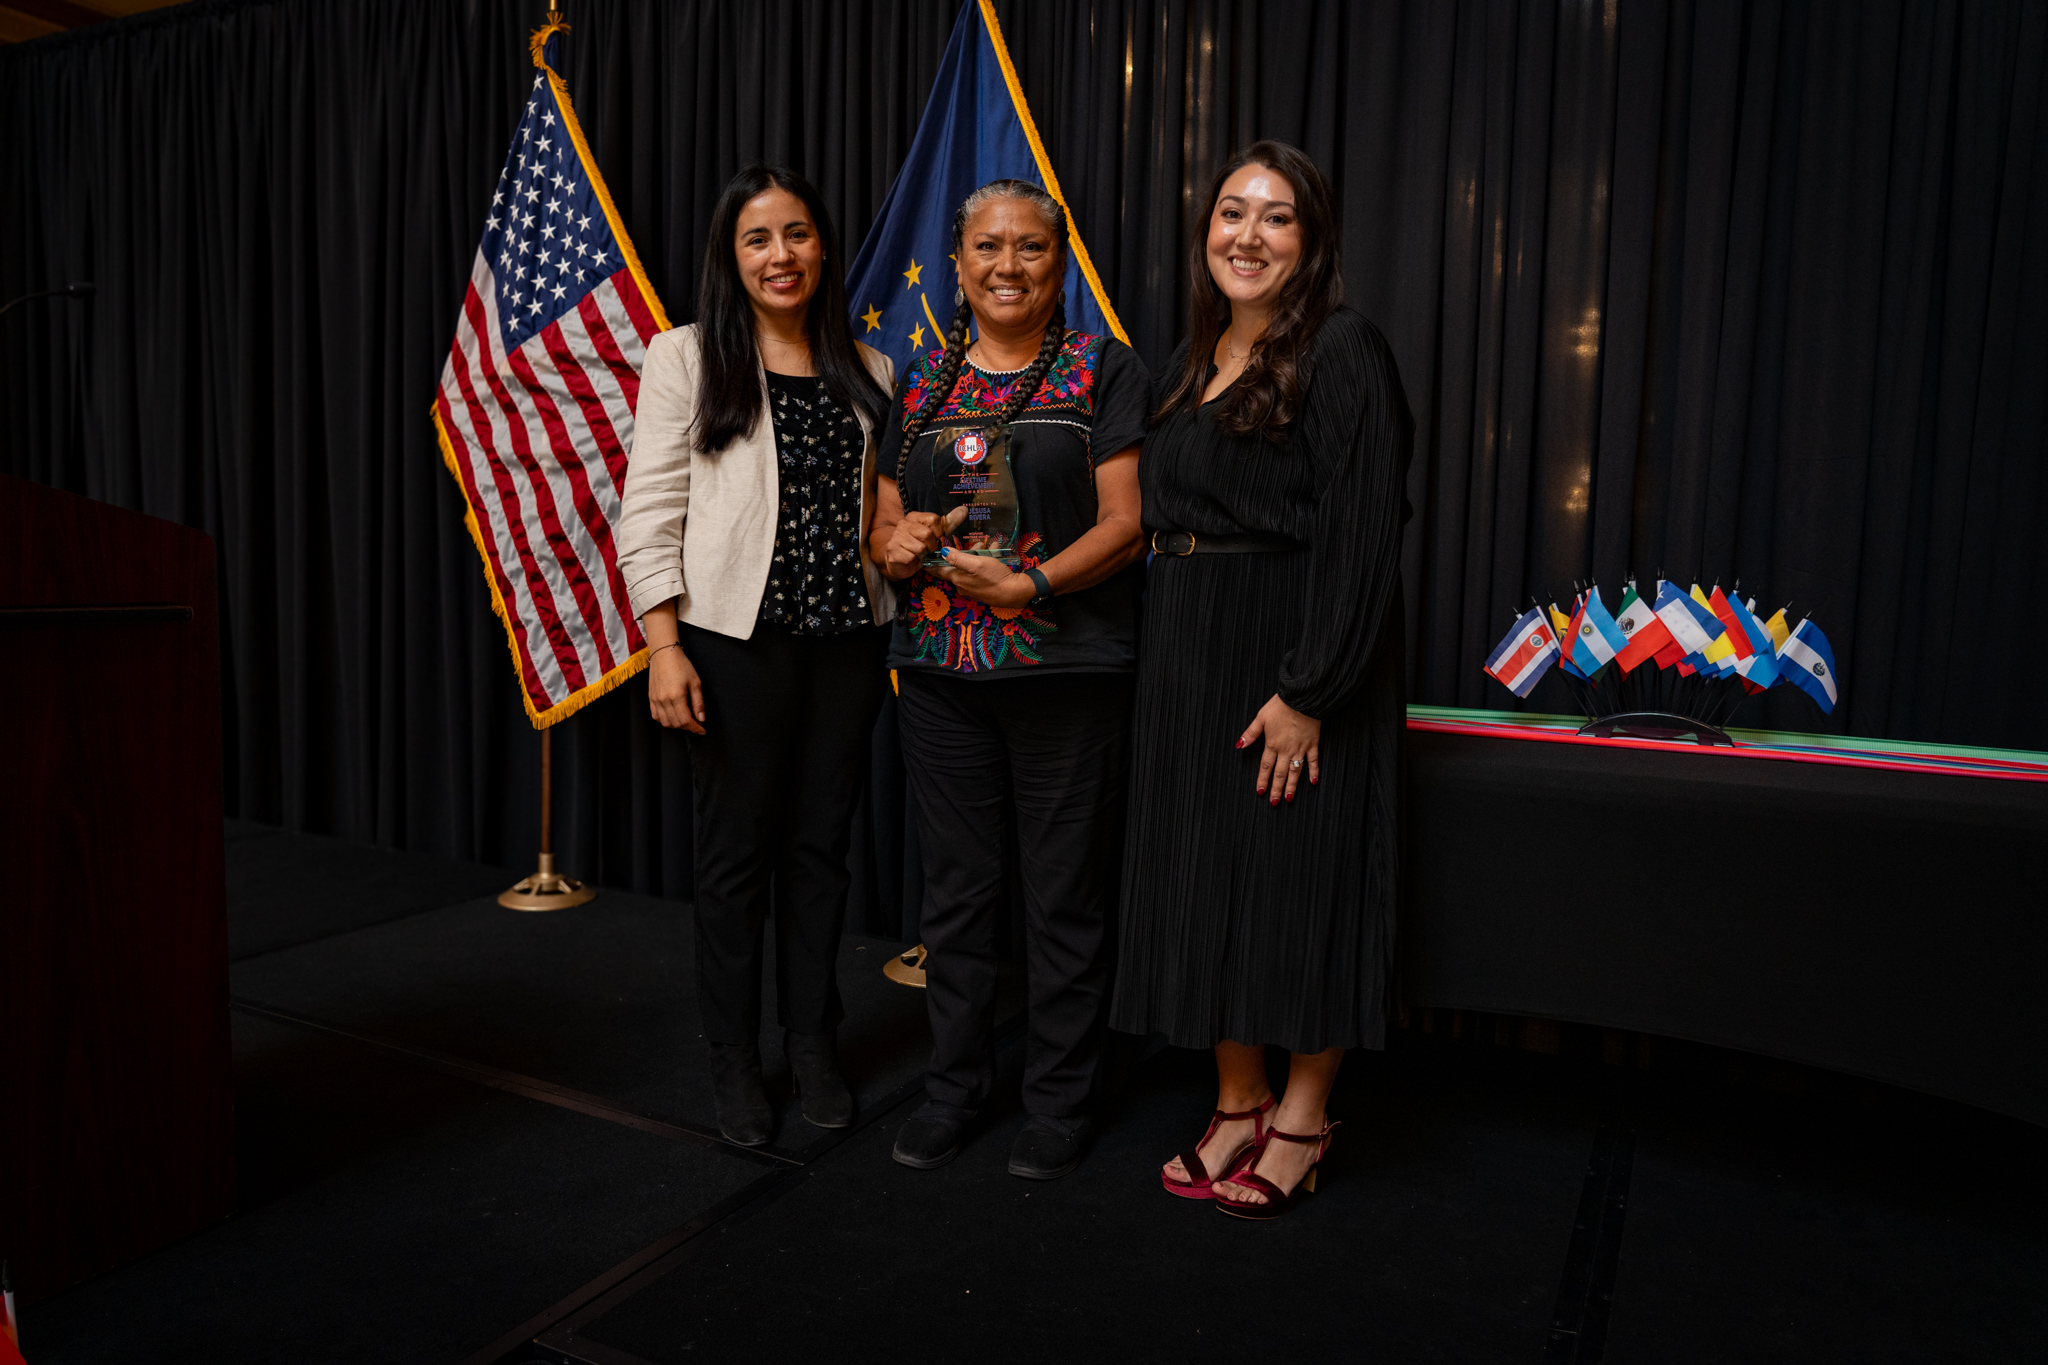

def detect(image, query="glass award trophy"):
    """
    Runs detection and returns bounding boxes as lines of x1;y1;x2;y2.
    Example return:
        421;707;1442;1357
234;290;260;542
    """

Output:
921;423;1021;569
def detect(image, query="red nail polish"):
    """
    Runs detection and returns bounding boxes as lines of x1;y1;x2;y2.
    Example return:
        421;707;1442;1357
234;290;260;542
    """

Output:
1235;738;1247;749
1285;792;1294;803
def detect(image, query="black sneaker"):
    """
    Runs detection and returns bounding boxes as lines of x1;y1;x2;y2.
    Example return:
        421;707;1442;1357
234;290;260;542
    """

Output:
892;1100;977;1169
1007;1114;1096;1180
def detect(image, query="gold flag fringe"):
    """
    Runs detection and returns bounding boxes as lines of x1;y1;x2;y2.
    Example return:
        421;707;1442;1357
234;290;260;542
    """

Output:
529;19;570;71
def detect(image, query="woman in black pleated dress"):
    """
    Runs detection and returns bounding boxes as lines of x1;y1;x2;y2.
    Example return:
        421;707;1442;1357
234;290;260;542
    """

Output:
1110;141;1413;1219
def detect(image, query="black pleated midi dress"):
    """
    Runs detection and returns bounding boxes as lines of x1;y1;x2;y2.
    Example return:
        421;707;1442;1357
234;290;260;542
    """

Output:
1110;307;1414;1054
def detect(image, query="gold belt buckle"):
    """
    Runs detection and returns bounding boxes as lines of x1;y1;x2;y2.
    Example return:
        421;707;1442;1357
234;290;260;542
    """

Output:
1151;530;1196;557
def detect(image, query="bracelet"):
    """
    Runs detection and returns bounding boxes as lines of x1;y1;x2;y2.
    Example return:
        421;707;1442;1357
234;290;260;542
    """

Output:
1023;566;1054;605
650;642;682;660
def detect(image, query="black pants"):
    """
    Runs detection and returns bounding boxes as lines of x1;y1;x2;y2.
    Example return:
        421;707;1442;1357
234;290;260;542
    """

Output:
683;621;886;1046
896;669;1133;1117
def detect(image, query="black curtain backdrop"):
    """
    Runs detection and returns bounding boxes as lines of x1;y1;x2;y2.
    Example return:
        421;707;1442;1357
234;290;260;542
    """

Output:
5;0;2045;933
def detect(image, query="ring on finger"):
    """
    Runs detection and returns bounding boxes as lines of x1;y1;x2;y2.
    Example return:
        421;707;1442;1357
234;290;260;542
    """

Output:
1290;758;1302;770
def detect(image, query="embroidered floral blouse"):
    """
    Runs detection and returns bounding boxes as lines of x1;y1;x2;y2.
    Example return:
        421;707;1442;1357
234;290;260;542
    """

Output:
757;372;872;634
876;331;1149;676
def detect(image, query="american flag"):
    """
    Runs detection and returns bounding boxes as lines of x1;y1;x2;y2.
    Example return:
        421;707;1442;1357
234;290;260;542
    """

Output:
434;33;669;727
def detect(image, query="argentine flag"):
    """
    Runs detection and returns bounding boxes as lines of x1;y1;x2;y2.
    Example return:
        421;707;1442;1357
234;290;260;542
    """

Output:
1568;586;1630;675
1485;607;1561;698
1779;619;1840;713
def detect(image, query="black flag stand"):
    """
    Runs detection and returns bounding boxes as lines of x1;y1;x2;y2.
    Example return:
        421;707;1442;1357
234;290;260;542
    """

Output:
499;726;596;911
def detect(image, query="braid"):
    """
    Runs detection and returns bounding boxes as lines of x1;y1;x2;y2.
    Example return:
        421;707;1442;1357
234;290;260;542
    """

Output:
895;297;974;486
995;292;1067;427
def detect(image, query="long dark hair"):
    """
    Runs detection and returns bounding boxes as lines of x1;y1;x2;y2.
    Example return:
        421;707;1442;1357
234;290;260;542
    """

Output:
894;179;1071;485
1154;140;1343;440
692;163;886;454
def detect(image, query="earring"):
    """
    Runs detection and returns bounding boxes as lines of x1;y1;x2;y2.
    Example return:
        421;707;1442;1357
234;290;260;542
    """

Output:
954;286;965;307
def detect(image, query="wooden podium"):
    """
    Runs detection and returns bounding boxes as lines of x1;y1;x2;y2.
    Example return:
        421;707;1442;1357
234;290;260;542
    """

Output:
0;474;235;1303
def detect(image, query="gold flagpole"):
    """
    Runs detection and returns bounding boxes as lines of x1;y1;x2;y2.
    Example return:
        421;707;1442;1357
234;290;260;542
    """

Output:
499;0;593;914
500;725;595;911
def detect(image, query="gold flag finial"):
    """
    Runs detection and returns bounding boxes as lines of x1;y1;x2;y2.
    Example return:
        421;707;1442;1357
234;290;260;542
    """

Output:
531;4;569;70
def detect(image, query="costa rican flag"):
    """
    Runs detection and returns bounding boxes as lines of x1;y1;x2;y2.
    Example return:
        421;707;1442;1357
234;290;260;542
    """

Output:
1485;607;1562;698
432;24;670;726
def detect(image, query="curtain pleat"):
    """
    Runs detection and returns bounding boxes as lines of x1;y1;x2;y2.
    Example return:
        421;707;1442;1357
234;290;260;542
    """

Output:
4;0;2045;933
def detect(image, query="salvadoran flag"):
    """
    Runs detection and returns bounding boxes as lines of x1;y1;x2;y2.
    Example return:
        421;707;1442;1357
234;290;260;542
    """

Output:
1485;607;1562;698
1569;586;1630;674
1779;618;1840;713
1613;582;1676;672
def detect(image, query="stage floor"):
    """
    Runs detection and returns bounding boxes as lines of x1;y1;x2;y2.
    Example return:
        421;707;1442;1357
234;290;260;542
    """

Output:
20;824;2047;1363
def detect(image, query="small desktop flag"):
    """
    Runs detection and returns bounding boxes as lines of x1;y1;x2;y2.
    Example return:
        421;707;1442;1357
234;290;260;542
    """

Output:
2;1259;23;1365
1485;607;1561;698
1690;585;1738;674
1568;585;1630;675
1707;587;1754;661
1726;594;1780;691
1779;618;1840;713
1612;582;1676;672
1654;581;1723;660
844;0;1127;371
432;21;670;727
1763;607;1792;651
1550;603;1590;680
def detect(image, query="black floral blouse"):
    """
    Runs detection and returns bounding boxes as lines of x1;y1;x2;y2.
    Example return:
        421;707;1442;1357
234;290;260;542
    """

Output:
758;372;871;634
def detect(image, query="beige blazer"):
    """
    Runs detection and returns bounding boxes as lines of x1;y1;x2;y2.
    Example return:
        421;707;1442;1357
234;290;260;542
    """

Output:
616;324;896;638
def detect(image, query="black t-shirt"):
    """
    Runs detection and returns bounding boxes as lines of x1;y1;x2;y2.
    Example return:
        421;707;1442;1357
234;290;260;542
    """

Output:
878;331;1149;677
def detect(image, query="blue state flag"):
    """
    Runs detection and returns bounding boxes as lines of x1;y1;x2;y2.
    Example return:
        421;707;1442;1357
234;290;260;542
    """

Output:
845;0;1127;374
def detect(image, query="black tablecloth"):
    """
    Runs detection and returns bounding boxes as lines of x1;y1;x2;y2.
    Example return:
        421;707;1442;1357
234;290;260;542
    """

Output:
1405;729;2048;1126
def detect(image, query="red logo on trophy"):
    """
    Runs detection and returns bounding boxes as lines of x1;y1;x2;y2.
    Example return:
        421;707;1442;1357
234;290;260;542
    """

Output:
955;429;989;466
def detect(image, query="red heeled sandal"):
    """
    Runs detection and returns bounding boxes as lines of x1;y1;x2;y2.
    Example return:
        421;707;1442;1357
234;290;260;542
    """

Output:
1213;1119;1340;1220
1160;1095;1277;1200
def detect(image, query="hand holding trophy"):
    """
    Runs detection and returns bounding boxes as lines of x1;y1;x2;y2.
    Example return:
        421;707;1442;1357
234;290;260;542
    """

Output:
922;424;1021;568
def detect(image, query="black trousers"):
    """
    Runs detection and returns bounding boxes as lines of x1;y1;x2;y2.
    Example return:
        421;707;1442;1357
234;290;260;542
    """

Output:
896;669;1133;1117
682;621;886;1046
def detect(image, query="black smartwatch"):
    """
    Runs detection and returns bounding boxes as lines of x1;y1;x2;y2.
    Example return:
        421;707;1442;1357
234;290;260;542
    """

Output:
1023;566;1055;606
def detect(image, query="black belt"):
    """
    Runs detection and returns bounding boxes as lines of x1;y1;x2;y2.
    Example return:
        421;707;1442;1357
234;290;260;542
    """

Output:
1148;529;1303;556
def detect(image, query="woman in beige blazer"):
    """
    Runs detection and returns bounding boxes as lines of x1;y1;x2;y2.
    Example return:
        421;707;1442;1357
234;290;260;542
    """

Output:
615;165;893;1147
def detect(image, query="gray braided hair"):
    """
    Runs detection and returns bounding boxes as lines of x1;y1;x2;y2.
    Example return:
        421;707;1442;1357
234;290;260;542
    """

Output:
895;180;1072;485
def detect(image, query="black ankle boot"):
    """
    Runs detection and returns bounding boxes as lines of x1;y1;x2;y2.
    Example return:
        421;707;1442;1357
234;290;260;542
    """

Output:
708;1042;773;1147
785;1028;854;1128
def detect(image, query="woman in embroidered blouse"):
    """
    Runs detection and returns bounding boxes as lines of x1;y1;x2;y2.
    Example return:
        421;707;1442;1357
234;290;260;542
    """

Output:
615;165;894;1148
867;180;1148;1180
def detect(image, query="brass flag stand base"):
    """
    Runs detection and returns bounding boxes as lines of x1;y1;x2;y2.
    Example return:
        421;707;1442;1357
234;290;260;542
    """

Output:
882;943;928;987
500;727;596;912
